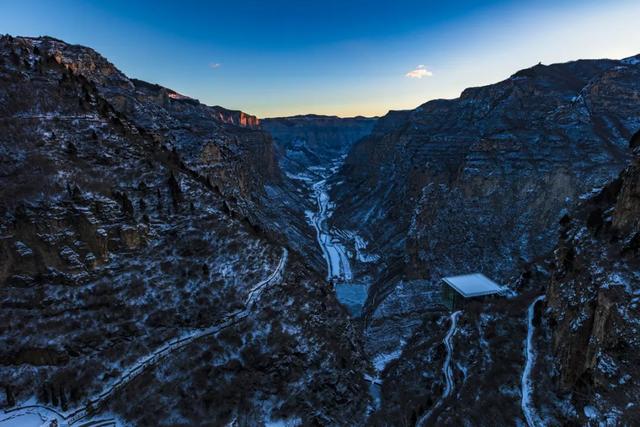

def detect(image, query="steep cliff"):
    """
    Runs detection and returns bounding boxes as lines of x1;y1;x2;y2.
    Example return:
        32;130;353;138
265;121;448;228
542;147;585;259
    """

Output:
34;37;276;211
0;35;370;425
262;114;376;150
262;114;376;171
543;139;640;424
321;55;640;425
362;139;640;427
3;33;640;426
332;55;640;317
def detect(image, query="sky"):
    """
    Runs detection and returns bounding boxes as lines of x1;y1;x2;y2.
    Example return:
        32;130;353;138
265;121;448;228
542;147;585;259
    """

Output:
1;0;639;117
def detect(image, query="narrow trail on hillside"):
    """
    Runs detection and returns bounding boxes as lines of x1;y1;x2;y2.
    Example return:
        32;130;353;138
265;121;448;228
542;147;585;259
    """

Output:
521;295;545;427
0;249;288;427
416;310;462;427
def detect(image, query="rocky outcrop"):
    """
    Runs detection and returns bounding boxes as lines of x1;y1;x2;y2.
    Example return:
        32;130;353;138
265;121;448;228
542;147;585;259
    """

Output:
0;35;369;425
22;36;323;265
262;114;376;157
214;108;260;128
332;55;640;318
316;55;640;425
32;37;275;218
544;142;640;424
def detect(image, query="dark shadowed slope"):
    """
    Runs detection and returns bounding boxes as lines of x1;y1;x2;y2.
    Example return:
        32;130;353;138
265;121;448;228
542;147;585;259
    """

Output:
332;54;640;317
0;35;370;426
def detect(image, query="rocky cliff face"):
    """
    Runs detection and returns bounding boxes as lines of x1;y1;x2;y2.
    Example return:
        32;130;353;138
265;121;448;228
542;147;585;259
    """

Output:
3;33;640;427
262;114;376;146
0;35;370;425
33;37;273;211
262;114;376;171
332;56;640;316
360;138;640;427
542;139;640;423
320;55;640;425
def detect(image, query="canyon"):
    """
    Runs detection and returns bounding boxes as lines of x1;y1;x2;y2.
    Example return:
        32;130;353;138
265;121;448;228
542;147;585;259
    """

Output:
1;35;640;426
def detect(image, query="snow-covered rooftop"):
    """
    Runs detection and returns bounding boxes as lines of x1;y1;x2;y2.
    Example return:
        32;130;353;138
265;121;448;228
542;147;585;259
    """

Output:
442;273;503;298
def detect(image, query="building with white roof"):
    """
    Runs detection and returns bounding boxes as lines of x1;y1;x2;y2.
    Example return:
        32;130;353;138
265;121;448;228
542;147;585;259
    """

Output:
441;273;503;310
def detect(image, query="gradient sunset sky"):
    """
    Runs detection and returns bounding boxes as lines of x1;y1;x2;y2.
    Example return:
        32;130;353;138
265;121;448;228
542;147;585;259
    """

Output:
2;0;639;117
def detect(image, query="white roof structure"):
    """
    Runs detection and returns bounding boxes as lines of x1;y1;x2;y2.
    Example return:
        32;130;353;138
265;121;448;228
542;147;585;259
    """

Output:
442;273;503;298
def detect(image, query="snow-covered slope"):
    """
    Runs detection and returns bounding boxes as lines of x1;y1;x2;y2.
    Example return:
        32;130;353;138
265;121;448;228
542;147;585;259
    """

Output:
0;35;370;426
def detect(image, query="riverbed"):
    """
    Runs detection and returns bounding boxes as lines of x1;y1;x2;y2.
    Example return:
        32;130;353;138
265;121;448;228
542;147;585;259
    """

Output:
302;157;369;316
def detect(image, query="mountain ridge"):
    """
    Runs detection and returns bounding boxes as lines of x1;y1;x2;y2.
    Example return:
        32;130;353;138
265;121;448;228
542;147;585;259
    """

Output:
0;34;371;425
2;33;640;426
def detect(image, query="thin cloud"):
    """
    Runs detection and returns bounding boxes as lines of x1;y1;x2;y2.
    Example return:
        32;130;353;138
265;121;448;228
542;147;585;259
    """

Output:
405;64;433;79
209;62;221;70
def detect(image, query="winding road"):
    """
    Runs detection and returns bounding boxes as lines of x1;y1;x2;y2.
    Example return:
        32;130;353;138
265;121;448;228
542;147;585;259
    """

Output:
416;310;462;427
521;295;545;427
0;249;288;427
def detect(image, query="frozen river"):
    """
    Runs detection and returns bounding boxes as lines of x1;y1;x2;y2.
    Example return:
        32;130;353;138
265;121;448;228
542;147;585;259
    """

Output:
302;158;369;316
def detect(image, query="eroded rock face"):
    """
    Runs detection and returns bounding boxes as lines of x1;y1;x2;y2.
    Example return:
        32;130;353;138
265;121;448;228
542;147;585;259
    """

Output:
544;148;640;423
370;143;640;426
332;56;640;316
0;35;369;424
3;33;640;426
262;114;377;169
316;55;640;425
30;37;275;220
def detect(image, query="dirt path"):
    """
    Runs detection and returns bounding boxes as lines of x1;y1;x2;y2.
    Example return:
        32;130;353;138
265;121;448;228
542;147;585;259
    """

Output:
416;310;462;427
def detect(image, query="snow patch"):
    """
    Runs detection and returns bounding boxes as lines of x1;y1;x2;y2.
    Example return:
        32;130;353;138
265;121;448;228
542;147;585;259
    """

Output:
373;347;403;373
583;405;598;419
14;241;33;257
